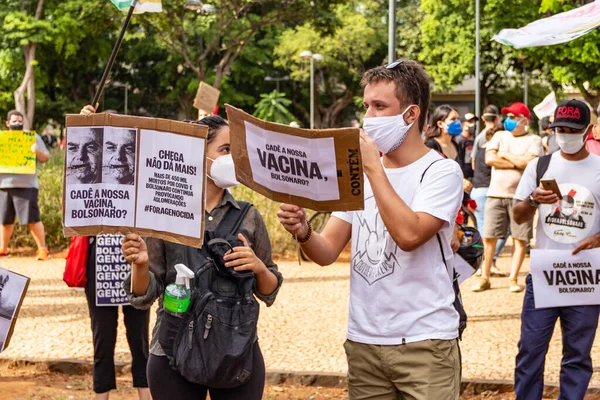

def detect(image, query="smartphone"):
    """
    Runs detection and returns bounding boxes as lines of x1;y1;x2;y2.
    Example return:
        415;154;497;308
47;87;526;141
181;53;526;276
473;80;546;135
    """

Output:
540;179;563;200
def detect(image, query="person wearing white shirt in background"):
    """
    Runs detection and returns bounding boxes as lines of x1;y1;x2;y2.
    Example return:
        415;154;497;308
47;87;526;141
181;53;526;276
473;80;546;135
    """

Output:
512;99;600;400
278;60;464;400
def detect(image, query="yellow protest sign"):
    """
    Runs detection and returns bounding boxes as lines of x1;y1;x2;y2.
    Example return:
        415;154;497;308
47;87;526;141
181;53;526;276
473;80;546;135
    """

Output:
0;131;36;174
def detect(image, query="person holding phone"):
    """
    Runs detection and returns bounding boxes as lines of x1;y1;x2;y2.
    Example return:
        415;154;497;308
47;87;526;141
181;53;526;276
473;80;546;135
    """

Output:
512;99;600;400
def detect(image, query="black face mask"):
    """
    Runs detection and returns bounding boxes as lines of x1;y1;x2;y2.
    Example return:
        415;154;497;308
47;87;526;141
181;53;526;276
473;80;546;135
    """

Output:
468;125;476;137
9;122;24;131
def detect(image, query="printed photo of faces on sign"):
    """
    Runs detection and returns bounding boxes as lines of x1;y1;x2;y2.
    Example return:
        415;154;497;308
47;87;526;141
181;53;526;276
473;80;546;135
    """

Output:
0;268;30;353
65;126;137;228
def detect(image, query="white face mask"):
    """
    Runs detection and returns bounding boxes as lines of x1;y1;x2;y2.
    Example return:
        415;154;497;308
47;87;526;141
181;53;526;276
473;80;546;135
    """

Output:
362;105;414;154
556;132;586;154
208;154;239;189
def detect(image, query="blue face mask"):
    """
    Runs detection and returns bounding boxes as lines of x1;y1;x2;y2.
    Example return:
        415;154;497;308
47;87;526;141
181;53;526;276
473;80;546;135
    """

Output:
504;117;518;132
446;120;463;136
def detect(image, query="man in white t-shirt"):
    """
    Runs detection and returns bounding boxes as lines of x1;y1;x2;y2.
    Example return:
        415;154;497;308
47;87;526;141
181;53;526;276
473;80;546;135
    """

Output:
472;102;544;293
278;60;464;399
512;100;600;400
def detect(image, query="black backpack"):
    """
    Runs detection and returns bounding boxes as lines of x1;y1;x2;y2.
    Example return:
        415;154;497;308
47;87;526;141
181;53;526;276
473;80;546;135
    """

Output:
158;202;259;388
536;154;552;187
420;160;469;339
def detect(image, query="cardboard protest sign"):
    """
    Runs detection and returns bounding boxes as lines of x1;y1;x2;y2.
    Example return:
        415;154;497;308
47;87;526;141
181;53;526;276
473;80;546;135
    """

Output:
64;113;208;248
0;267;30;353
95;234;130;306
530;249;600;308
194;82;220;116
0;130;36;174
226;105;364;212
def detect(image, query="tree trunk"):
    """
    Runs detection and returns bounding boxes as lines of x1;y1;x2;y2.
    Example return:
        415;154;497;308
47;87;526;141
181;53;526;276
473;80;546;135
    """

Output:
577;83;600;119
321;92;354;128
14;44;37;131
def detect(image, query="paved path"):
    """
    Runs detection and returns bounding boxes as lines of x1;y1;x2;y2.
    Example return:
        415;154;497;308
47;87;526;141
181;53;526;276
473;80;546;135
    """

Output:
1;253;600;385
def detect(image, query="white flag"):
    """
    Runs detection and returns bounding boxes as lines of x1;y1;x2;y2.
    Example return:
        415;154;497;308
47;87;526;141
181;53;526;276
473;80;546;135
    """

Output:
493;0;600;49
533;92;558;120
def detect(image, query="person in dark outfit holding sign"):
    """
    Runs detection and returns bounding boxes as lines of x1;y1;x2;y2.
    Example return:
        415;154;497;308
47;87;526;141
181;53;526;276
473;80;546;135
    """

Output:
513;100;600;400
78;106;151;400
121;116;283;400
279;60;463;399
85;236;151;400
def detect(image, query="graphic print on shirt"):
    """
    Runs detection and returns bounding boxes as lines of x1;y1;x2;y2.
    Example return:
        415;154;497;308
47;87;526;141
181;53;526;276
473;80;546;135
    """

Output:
351;195;399;285
540;183;594;243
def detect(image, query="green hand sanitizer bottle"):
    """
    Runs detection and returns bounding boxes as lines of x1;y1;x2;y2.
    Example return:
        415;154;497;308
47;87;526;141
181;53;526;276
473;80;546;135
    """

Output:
164;263;194;316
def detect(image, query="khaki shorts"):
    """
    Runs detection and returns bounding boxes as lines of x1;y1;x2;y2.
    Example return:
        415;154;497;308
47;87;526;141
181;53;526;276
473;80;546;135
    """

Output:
343;339;461;400
483;197;532;241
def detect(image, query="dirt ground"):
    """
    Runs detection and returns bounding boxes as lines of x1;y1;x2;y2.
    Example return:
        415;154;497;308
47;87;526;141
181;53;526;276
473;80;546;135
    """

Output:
0;363;549;400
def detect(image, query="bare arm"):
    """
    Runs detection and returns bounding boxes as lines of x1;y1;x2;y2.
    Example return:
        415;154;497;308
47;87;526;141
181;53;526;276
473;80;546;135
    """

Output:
498;151;536;170
485;149;516;169
122;234;151;296
278;205;351;266
366;166;446;252
513;186;559;225
34;145;50;162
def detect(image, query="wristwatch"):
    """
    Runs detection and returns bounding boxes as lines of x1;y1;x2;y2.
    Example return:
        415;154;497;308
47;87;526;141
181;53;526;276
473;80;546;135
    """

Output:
528;194;539;208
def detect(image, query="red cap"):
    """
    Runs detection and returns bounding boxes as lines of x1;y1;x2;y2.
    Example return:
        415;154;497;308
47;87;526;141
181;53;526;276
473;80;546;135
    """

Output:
502;102;531;120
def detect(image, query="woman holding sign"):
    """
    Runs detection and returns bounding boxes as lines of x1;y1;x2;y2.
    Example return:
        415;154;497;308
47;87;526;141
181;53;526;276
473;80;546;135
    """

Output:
121;116;283;400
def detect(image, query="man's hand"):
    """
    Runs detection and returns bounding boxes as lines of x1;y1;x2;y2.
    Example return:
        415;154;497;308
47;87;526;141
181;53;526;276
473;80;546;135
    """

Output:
572;233;600;255
80;104;98;115
122;234;148;267
277;204;308;238
463;179;473;194
223;233;268;274
451;226;460;253
531;186;559;205
359;132;381;173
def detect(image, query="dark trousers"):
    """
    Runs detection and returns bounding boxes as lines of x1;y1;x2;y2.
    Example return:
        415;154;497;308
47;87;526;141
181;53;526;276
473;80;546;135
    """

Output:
147;342;265;400
515;275;600;400
85;239;150;393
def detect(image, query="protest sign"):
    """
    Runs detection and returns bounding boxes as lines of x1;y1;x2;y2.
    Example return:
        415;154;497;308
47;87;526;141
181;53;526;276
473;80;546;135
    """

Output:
530;248;600;308
450;255;477;286
493;0;600;49
95;234;130;306
64;113;208;247
533;92;558;120
226;105;364;212
194;82;220;116
0;267;30;353
0;130;36;174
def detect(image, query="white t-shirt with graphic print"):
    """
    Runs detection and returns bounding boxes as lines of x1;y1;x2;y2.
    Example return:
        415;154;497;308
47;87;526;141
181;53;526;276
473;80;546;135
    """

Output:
331;150;464;345
514;152;600;250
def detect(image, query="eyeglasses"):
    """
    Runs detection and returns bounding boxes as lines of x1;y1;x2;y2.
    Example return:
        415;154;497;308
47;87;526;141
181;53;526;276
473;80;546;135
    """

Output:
386;60;404;70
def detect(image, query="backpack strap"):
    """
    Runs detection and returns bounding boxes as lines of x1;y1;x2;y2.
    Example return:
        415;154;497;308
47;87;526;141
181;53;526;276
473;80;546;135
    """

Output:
420;158;444;184
436;233;467;340
420;158;467;340
214;201;253;238
536;154;552;188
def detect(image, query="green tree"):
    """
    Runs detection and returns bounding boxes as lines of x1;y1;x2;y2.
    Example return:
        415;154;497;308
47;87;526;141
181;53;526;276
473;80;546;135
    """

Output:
253;90;297;124
139;0;343;119
274;1;387;128
527;0;600;114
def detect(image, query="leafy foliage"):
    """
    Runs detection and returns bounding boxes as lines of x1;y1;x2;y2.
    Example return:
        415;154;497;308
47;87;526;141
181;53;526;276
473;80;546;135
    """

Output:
253;90;297;125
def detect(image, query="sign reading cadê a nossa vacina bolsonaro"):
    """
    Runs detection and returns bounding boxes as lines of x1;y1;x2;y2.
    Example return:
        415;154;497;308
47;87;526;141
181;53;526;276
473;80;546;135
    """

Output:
63;113;208;248
226;105;364;212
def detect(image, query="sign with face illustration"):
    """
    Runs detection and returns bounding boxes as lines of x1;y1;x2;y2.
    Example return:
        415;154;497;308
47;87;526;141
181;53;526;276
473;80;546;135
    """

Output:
540;184;594;243
64;114;208;248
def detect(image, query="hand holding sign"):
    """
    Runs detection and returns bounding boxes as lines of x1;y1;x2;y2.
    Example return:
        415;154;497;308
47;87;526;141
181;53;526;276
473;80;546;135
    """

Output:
277;204;309;238
359;132;382;173
572;233;600;255
122;234;148;266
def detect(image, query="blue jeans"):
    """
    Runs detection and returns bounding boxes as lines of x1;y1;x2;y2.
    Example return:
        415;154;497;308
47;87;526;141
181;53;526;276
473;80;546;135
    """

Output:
470;187;506;265
515;275;600;400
